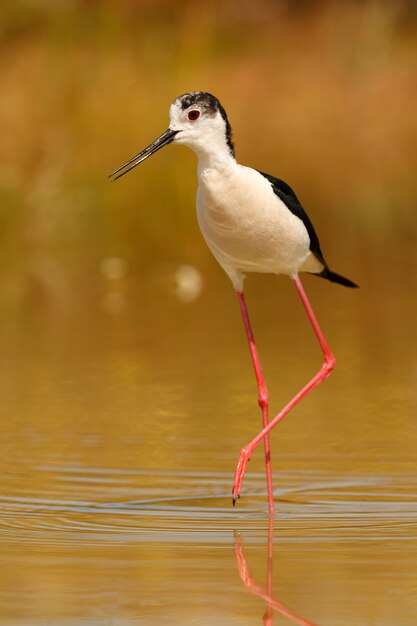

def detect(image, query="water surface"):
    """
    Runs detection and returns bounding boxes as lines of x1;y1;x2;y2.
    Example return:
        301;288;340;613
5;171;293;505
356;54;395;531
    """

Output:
1;264;417;625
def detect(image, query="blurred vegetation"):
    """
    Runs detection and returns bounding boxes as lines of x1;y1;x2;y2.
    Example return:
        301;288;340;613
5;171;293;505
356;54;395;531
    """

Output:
0;0;416;307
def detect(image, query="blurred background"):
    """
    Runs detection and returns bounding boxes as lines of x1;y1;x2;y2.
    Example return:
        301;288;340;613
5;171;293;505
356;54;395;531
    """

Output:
0;0;416;310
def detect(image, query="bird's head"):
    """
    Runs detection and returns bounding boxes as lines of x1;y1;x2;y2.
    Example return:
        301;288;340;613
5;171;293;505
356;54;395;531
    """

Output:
169;92;234;156
109;92;234;181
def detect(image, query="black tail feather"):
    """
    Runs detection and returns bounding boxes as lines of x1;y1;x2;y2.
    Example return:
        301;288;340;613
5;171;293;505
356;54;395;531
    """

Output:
314;267;359;288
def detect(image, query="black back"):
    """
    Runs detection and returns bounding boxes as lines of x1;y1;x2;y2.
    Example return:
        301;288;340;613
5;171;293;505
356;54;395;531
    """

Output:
258;171;358;288
258;171;326;266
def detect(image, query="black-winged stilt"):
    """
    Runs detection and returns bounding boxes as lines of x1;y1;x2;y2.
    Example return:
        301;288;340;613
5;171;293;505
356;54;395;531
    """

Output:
109;91;358;513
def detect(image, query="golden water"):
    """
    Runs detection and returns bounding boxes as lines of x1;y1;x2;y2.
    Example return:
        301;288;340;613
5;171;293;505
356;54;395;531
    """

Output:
1;257;416;625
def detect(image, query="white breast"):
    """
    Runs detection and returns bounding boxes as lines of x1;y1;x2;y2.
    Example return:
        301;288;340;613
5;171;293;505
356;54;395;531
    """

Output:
196;164;311;290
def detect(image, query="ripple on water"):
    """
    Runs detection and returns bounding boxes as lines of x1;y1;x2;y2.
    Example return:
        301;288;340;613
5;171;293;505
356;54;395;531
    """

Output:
1;465;417;547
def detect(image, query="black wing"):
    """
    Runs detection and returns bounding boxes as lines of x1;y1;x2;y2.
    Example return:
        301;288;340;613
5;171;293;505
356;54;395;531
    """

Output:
258;170;326;266
258;170;358;288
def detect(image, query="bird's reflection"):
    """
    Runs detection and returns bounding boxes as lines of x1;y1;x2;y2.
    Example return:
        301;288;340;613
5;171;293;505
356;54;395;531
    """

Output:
234;518;319;626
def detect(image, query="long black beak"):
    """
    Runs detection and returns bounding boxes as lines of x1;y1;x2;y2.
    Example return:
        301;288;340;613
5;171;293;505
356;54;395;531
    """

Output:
108;128;179;181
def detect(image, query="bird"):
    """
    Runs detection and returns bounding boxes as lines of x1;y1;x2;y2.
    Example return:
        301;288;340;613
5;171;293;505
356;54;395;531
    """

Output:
109;91;358;514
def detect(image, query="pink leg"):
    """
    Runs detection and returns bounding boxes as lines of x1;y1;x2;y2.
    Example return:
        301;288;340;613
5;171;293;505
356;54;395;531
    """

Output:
237;291;274;514
233;275;336;505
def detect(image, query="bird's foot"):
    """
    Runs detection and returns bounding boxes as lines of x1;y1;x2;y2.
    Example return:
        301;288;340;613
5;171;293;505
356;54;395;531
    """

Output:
232;447;251;505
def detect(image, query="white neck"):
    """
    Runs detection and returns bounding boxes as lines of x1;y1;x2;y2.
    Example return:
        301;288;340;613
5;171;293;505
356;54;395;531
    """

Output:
195;143;237;175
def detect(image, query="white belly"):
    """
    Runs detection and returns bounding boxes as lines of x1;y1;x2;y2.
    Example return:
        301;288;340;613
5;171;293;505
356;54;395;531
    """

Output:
196;164;311;289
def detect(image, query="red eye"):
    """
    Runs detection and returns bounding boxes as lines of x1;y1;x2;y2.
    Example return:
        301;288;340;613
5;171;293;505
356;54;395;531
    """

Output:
188;109;200;121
